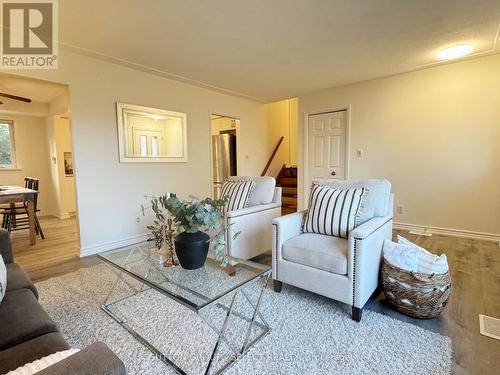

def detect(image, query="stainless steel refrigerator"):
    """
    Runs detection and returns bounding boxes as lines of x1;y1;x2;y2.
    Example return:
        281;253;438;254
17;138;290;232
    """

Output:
212;133;237;198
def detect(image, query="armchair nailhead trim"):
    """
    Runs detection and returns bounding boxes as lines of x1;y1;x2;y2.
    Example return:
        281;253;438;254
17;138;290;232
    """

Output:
273;223;279;279
352;239;358;305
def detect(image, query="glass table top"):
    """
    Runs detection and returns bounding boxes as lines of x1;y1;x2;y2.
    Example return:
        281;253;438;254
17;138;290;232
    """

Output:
98;242;271;311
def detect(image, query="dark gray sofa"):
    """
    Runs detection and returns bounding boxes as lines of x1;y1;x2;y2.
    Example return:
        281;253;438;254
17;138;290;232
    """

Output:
0;229;126;374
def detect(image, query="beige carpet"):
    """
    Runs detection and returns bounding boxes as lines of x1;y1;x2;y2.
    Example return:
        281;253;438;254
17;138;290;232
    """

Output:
36;265;452;374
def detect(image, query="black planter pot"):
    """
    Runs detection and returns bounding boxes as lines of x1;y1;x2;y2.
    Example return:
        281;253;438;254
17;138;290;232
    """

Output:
174;231;210;270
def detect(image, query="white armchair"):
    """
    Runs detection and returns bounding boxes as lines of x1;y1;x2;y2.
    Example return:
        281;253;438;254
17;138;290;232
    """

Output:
225;176;282;260
272;179;393;322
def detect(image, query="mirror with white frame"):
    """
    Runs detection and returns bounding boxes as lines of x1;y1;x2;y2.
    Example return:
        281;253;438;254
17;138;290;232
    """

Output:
116;102;188;163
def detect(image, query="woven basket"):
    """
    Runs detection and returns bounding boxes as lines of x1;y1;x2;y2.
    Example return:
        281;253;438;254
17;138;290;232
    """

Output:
381;260;451;319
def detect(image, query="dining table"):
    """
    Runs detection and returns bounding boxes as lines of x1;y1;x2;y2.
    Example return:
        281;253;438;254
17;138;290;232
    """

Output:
0;185;38;246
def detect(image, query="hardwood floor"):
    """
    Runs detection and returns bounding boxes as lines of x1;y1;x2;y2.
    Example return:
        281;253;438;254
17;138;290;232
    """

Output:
9;217;500;374
10;216;99;282
253;231;500;374
369;231;500;375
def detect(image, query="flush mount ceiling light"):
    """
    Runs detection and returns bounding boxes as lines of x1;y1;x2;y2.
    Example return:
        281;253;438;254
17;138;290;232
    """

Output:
437;44;473;60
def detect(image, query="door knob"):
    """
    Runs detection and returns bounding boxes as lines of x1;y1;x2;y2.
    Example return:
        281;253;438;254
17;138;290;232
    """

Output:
331;171;336;176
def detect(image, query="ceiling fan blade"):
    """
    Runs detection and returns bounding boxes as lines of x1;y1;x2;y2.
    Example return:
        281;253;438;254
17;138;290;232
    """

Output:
0;92;32;103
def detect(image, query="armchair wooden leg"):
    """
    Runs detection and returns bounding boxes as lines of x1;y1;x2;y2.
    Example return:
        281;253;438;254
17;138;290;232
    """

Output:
273;280;283;293
352;306;362;322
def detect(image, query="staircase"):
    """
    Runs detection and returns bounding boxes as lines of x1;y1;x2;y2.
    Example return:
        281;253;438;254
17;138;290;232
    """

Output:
277;165;298;215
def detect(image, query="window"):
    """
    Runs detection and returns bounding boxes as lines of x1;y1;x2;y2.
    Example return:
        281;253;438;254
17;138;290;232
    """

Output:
0;120;16;168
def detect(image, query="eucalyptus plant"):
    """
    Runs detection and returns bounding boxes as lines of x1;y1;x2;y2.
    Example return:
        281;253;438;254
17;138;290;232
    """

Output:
141;193;234;266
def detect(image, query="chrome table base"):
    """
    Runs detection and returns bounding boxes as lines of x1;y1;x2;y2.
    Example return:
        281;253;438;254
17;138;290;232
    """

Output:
101;263;271;375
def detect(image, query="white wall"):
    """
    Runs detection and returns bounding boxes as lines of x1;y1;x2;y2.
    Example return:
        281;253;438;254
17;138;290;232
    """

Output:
289;97;298;166
299;54;500;236
0;100;49;117
53;115;76;217
0;114;57;215
46;93;72;218
265;98;298;177
9;49;270;254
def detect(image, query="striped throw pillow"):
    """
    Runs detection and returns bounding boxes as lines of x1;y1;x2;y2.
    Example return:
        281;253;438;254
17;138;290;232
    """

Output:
303;185;367;238
220;180;255;214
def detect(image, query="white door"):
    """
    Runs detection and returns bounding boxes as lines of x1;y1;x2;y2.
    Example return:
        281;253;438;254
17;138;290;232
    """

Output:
132;128;164;157
306;110;347;191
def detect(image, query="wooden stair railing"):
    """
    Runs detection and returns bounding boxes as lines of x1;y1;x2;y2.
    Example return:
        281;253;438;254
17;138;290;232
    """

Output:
261;136;284;176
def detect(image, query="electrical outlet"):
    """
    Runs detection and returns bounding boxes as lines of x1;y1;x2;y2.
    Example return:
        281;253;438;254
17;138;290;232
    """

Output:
397;205;404;214
136;217;140;224
356;149;363;158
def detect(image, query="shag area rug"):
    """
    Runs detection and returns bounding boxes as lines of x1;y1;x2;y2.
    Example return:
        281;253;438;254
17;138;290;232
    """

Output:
36;265;452;374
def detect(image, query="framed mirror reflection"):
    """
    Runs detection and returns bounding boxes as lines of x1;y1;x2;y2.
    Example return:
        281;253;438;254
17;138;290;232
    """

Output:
116;102;187;163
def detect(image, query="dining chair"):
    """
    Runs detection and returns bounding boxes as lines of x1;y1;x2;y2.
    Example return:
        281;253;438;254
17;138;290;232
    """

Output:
0;178;32;228
1;177;45;239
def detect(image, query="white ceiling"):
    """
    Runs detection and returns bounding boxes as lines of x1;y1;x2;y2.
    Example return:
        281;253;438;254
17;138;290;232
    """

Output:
58;1;500;102
0;74;67;103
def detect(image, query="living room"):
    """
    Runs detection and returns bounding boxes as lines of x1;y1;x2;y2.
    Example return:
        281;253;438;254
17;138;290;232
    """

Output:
0;1;499;374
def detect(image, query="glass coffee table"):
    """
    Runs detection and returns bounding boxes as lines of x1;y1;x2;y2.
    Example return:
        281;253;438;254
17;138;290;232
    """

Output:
98;243;271;375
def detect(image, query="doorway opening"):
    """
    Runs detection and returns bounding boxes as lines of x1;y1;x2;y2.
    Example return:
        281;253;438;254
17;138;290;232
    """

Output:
0;73;82;280
210;114;240;199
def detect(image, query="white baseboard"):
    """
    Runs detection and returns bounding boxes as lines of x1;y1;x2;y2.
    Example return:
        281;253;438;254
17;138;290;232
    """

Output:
80;233;149;257
394;222;500;243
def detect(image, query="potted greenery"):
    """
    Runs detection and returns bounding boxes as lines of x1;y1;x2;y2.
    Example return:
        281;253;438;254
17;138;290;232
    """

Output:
143;193;229;270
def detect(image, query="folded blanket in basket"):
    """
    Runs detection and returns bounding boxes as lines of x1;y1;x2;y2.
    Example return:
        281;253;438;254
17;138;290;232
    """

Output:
397;235;449;274
383;237;449;274
383;240;419;272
